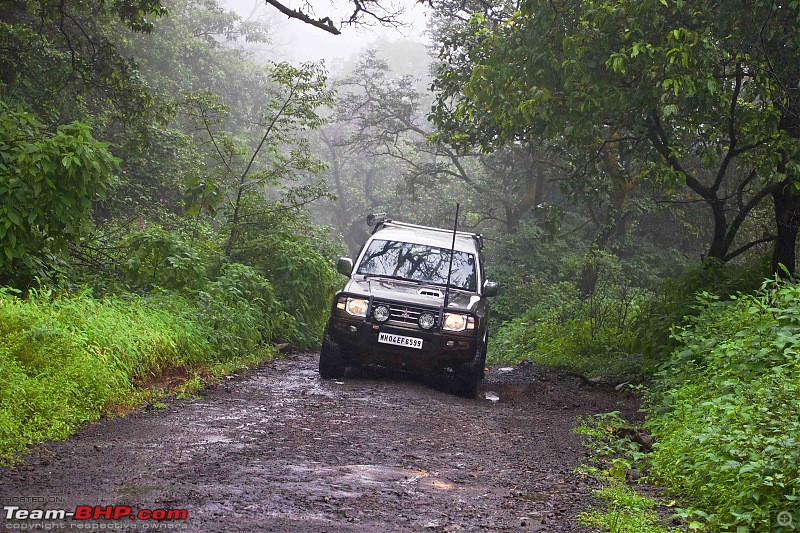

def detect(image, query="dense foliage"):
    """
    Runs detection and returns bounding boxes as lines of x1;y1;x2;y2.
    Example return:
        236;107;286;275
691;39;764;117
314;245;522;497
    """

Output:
0;289;210;463
0;104;118;285
0;0;342;460
645;279;800;531
431;0;800;275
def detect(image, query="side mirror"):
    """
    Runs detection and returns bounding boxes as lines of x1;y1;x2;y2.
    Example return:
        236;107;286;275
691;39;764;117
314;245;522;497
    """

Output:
337;257;354;276
483;280;499;297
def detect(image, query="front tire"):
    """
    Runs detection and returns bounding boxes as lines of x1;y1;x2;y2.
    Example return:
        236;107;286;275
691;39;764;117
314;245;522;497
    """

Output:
478;333;488;381
319;325;346;379
453;342;484;399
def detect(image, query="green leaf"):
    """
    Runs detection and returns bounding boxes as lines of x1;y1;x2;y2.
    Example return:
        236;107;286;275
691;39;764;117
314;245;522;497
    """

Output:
6;212;21;227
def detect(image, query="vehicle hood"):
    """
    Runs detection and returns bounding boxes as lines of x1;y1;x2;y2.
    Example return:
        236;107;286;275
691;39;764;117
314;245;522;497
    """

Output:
343;277;480;312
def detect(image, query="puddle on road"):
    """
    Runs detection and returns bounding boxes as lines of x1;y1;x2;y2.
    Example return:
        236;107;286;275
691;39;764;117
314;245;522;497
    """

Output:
276;463;461;499
266;366;338;403
196;434;232;445
483;382;539;403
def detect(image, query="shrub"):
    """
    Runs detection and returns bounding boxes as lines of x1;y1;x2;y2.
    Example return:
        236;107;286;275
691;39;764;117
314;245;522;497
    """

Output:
232;233;340;349
0;102;117;286
489;251;649;378
0;289;214;463
489;297;643;378
631;259;766;364
123;227;209;292
486;218;586;326
645;278;800;531
197;262;295;359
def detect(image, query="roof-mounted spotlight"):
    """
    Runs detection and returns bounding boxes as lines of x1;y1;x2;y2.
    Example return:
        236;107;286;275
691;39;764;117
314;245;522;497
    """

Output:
366;213;387;227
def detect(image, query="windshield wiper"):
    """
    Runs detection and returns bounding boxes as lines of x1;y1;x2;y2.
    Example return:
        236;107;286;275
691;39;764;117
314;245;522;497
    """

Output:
422;281;471;291
362;274;421;284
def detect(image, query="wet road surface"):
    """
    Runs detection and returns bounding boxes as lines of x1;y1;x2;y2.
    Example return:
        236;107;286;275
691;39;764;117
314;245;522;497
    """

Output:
0;353;639;532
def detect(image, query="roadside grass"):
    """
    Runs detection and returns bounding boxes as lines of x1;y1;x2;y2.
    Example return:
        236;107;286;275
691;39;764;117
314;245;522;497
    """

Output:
0;288;279;465
495;272;800;532
487;311;647;379
574;412;683;533
487;290;655;381
579;482;681;533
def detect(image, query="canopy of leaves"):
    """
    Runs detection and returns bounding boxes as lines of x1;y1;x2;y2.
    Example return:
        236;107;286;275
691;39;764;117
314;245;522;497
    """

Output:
0;102;118;285
430;0;800;268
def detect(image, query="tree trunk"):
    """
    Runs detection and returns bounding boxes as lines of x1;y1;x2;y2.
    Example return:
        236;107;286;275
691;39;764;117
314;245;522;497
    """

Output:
578;144;630;298
578;214;622;298
578;258;600;299
705;198;729;261
504;162;544;233
771;183;800;275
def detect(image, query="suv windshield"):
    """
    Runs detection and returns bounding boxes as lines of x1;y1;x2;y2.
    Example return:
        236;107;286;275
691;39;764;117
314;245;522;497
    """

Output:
356;239;477;291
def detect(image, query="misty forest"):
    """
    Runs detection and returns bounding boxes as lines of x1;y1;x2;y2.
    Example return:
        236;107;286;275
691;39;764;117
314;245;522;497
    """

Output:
2;0;800;530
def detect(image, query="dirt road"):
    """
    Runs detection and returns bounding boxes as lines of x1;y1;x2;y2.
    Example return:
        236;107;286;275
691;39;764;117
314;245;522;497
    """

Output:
0;353;639;532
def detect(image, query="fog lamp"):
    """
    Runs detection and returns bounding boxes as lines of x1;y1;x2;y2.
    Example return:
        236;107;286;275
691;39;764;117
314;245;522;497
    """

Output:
418;312;436;330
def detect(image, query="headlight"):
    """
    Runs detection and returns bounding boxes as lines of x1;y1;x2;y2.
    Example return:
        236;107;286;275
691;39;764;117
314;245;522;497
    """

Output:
418;312;436;330
373;305;390;322
443;313;474;332
339;297;368;317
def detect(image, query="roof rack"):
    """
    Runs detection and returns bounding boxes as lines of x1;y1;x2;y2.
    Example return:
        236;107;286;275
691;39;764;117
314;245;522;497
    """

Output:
366;214;484;251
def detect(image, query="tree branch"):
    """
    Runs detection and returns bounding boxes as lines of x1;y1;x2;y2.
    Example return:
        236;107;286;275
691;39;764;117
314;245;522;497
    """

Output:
645;110;710;197
711;62;743;194
723;235;776;261
263;0;341;34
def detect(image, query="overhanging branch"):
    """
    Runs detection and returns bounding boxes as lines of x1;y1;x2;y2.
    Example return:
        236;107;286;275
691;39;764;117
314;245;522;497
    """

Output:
723;235;776;261
264;0;341;34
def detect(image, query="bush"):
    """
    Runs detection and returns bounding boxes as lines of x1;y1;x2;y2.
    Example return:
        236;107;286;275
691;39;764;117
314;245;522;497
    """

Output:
231;232;340;349
631;259;766;363
645;278;800;531
197;263;296;359
489;251;649;378
123;227;209;292
486;218;587;326
489;296;643;378
0;102;117;286
0;288;214;463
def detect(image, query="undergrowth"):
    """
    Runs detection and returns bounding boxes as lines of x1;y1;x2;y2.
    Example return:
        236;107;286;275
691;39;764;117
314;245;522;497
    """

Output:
575;412;681;533
0;287;279;464
488;250;656;379
574;275;800;532
488;285;650;379
644;277;800;532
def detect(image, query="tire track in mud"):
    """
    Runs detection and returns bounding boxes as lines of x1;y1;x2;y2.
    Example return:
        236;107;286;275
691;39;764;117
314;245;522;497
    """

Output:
0;353;640;532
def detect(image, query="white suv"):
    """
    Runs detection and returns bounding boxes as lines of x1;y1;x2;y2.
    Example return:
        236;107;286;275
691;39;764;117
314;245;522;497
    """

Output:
319;215;498;398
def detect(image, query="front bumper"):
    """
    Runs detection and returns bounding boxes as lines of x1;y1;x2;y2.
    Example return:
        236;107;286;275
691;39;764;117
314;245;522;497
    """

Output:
327;316;478;374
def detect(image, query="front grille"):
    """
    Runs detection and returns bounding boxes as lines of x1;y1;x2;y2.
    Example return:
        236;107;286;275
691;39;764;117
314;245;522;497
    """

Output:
375;301;439;328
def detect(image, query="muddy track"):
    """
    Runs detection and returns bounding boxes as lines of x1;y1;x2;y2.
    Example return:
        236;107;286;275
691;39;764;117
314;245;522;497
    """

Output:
0;353;639;532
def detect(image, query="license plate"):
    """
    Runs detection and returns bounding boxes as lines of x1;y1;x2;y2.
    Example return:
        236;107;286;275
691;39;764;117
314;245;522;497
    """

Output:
378;332;423;350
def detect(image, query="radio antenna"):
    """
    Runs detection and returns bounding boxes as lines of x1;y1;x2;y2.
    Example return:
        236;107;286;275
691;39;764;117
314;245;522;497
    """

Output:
443;203;460;308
